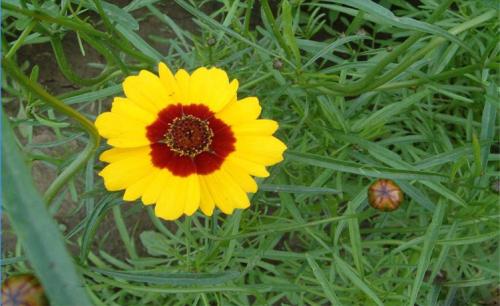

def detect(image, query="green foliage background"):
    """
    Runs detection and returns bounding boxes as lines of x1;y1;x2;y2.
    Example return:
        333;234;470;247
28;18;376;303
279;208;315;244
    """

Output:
2;0;499;305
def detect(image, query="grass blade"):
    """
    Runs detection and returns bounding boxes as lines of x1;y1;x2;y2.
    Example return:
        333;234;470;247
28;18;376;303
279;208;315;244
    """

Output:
323;0;475;57
259;184;339;194
305;254;344;305
334;255;384;306
286;151;446;181
91;268;241;286
408;201;447;305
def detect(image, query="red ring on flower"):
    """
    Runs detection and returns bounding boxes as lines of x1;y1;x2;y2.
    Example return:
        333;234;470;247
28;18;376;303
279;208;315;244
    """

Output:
146;103;235;177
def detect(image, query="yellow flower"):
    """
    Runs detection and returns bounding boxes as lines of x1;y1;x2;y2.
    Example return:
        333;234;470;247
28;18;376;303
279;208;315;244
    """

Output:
95;63;286;220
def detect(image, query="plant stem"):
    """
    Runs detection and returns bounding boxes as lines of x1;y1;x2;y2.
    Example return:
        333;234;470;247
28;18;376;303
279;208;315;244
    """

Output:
2;57;100;204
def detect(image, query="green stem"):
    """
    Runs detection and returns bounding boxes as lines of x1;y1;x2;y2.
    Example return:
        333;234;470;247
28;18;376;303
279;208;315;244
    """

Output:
261;0;294;62
243;0;255;36
112;206;138;259
50;36;113;86
2;57;100;204
2;2;109;39
5;19;37;60
79;31;130;75
4;2;148;68
92;0;142;65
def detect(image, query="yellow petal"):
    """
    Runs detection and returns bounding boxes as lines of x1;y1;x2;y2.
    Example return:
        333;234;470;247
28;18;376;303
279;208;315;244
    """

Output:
111;97;156;124
123;71;173;113
199;178;215;216
184;175;201;216
154;174;200;220
203;170;250;215
203;68;238;113
100;146;151;163
95;112;147;138
123;170;158;201
142;170;171;205
187;67;238;112
221;160;258;193
99;155;154;191
216;97;261;126
232;119;279;136
188;67;209;103
226;154;270;177
158;62;180;95
107;132;150;148
235;136;286;165
173;69;190;103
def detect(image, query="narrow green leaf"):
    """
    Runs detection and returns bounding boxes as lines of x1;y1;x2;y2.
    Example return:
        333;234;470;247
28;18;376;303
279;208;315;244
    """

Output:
281;0;301;66
91;268;241;286
347;204;364;276
80;195;120;262
334;255;384;306
2;111;92;306
286;151;446;181
115;24;162;62
62;84;122;105
303;35;369;69
140;231;171;256
352;90;428;132
397;181;435;211
260;184;339;194
472;132;482;177
305;254;344;305
408;202;447;305
480;84;498;169
437;231;500;246
323;0;476;57
173;0;285;64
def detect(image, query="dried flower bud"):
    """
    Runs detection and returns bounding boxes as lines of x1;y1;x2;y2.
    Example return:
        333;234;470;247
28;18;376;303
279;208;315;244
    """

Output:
491;180;500;193
368;179;404;211
207;38;216;46
273;59;283;70
2;274;48;306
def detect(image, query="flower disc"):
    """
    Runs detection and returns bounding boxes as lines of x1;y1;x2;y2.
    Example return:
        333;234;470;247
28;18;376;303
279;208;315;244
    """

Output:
368;179;404;212
95;63;286;220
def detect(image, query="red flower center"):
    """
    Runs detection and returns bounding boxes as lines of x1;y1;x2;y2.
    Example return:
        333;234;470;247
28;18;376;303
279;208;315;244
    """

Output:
164;115;214;157
146;103;235;177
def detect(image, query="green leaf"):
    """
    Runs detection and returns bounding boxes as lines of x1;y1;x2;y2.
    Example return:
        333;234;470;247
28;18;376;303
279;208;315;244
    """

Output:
305;254;344;305
62;84;122;105
140;231;171;257
286;151;447;181
480;83;498;169
408;202;447;305
102;2;139;30
91;268;241;286
281;0;301;66
303;34;369;69
115;24;163;62
334;255;384;306
321;0;476;57
352;90;428;132
80;195;120;262
2;111;92;306
259;184;339;194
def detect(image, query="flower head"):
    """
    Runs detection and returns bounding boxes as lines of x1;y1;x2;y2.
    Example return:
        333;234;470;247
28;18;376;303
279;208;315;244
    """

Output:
95;63;286;220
